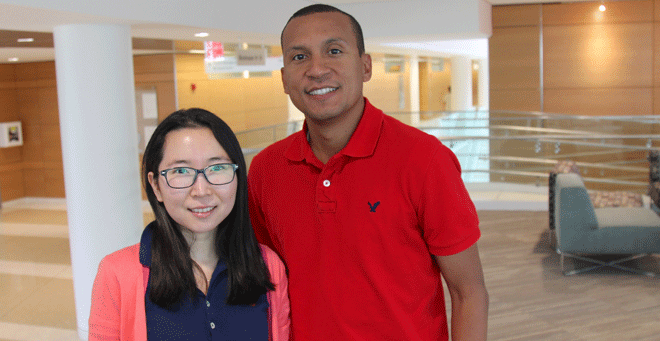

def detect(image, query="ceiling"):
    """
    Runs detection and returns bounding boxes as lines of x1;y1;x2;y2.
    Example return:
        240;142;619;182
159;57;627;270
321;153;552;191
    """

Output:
0;0;601;64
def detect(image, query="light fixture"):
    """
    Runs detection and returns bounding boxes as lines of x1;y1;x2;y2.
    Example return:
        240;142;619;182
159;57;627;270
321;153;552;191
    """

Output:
8;57;19;62
194;32;209;38
242;42;249;50
599;3;606;11
243;70;249;79
17;38;34;43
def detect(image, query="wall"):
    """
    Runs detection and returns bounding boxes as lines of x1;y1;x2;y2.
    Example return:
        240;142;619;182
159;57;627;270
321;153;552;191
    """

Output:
15;62;62;200
363;53;411;113
490;0;659;116
0;64;22;202
134;54;177;122
0;54;176;202
489;0;659;188
175;53;289;133
419;59;451;113
490;4;542;112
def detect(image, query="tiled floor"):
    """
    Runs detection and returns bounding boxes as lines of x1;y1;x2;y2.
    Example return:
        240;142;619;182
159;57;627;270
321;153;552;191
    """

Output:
0;199;78;341
0;199;155;341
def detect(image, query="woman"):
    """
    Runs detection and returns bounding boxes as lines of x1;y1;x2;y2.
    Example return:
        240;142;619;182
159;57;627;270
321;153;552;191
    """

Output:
89;108;290;340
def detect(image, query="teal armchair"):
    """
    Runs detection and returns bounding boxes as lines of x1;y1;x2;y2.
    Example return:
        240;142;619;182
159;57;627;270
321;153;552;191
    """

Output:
554;173;660;276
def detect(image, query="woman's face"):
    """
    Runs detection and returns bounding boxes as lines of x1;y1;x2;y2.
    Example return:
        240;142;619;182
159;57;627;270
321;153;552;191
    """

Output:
148;127;238;237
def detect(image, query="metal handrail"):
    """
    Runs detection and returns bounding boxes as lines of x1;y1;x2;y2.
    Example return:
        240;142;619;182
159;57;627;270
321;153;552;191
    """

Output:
236;110;656;191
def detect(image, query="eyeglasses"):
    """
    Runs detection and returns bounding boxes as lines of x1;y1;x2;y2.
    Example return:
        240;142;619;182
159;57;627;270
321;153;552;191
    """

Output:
159;163;238;189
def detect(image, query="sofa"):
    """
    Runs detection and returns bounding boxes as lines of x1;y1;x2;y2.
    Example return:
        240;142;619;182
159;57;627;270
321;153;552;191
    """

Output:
554;173;660;276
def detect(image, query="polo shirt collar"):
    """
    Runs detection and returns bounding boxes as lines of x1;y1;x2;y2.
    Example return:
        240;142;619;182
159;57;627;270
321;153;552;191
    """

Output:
284;97;383;163
138;221;228;273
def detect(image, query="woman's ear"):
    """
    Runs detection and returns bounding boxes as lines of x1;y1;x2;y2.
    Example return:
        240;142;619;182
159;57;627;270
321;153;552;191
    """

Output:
148;172;164;202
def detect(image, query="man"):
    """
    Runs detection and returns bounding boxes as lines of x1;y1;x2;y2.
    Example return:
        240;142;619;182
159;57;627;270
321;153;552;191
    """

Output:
248;4;488;340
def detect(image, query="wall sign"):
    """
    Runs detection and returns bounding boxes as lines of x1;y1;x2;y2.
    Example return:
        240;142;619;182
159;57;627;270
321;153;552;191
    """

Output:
0;121;22;148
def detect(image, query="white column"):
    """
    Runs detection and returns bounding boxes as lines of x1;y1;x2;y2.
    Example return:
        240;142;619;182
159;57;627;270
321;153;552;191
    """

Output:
408;54;420;126
53;24;143;340
450;56;473;112
477;58;489;110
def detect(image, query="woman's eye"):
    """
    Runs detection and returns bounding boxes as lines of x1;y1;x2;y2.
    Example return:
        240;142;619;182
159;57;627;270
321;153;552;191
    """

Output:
209;164;226;172
292;54;305;61
172;168;190;175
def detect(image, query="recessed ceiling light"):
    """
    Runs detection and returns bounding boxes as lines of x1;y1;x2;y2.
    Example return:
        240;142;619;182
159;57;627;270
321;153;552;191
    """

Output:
17;38;34;43
194;32;209;38
599;4;606;11
8;58;19;62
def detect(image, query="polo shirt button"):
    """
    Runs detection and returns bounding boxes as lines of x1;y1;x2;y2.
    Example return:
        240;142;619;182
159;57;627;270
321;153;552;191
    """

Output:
323;179;330;187
210;322;216;329
206;300;210;307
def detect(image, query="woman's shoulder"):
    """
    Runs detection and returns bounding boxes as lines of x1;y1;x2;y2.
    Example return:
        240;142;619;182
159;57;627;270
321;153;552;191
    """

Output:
98;243;141;273
259;244;281;263
259;244;285;276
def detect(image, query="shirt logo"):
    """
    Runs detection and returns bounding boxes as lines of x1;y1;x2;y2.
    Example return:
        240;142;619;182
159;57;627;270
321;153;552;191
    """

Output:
368;201;380;213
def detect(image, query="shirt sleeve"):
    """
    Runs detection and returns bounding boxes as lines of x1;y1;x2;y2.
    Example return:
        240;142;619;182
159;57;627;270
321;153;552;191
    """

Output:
417;143;481;256
262;245;291;341
89;256;122;341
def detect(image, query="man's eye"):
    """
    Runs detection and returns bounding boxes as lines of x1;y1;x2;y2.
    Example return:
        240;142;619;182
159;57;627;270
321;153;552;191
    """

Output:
292;54;305;61
329;49;341;55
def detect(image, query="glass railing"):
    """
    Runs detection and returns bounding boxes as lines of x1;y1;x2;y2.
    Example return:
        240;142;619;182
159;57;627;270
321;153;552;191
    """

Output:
237;110;660;194
236;120;303;169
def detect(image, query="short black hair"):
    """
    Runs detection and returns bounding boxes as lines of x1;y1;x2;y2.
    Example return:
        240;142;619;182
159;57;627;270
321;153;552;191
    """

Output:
281;4;365;55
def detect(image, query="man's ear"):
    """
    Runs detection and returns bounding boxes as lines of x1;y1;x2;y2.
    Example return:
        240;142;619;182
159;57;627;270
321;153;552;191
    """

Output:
148;172;164;202
281;67;290;94
362;53;372;82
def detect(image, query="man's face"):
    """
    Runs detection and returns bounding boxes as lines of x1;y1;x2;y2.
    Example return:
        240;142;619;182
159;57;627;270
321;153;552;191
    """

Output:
280;11;372;124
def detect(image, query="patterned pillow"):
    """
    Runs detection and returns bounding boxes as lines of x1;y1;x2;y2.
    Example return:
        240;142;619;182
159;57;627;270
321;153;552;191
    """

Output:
588;190;643;208
552;160;580;175
550;160;643;208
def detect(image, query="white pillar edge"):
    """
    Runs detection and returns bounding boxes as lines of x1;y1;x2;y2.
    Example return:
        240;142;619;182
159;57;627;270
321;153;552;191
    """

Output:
53;24;143;340
408;54;420;127
450;56;473;112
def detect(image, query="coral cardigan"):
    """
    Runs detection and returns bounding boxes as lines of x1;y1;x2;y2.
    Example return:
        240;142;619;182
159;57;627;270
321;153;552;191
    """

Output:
89;243;290;341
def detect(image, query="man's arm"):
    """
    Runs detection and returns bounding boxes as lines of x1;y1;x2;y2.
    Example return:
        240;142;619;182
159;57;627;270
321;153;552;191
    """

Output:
434;243;488;341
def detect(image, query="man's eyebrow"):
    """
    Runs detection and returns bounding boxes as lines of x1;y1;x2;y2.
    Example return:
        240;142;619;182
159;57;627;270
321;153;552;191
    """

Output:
284;45;309;54
324;38;345;46
285;38;347;54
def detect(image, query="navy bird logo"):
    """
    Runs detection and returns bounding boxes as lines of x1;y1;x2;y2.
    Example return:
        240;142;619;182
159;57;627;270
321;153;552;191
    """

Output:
368;201;380;212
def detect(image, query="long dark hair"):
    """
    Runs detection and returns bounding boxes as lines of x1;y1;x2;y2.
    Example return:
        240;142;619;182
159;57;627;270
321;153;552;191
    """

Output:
142;108;273;307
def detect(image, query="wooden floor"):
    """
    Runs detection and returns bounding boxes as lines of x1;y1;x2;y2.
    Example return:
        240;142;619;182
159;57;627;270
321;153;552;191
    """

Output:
1;201;660;340
473;211;660;341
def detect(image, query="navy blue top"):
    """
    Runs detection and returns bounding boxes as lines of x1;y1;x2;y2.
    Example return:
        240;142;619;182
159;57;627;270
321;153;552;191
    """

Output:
139;223;269;340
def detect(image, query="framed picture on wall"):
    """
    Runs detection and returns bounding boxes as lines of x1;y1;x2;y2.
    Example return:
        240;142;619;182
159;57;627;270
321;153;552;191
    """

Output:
0;121;23;148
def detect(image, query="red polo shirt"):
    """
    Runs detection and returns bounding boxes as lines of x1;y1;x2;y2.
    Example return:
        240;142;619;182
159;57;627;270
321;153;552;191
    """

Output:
248;98;480;340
